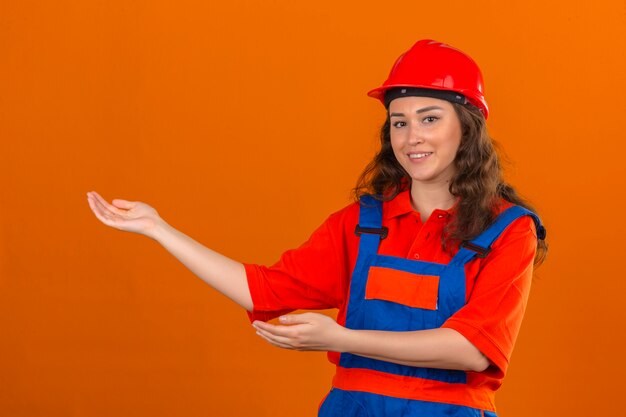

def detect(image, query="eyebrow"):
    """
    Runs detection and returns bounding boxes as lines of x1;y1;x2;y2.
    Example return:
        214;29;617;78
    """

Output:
389;106;445;117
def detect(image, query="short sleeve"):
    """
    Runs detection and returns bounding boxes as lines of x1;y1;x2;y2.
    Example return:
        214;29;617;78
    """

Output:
441;215;538;378
245;206;355;322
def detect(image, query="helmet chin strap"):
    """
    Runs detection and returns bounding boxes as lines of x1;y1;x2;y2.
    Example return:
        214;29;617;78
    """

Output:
384;87;468;109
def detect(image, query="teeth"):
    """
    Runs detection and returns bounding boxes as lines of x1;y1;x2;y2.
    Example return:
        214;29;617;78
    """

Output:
409;153;432;159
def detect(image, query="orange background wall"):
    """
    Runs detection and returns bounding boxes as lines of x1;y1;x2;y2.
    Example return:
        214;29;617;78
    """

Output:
1;1;624;416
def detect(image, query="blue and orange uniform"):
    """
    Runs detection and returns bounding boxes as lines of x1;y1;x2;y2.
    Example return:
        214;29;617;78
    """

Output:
245;190;544;416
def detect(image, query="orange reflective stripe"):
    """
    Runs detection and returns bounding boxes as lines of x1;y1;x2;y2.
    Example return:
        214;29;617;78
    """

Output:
365;266;439;310
332;367;496;412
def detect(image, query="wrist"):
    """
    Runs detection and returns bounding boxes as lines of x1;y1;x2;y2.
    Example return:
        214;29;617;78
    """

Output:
335;327;357;353
148;218;171;242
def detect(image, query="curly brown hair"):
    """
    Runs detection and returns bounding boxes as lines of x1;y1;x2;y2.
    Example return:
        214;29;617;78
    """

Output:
353;102;547;266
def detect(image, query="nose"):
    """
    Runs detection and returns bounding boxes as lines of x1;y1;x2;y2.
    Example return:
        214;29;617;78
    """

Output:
408;123;424;146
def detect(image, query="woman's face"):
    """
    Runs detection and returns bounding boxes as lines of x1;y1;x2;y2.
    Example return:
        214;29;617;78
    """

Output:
388;96;462;188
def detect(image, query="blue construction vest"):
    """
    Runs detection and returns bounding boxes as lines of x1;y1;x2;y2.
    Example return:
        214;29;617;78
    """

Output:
319;195;545;417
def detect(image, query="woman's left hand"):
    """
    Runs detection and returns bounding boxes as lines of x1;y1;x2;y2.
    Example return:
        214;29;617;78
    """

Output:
252;313;349;352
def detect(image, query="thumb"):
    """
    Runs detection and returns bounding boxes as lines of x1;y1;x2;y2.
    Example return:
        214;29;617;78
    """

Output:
279;314;310;325
112;199;135;209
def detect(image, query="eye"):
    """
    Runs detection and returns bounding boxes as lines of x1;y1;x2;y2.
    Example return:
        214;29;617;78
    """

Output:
423;116;439;124
392;120;406;128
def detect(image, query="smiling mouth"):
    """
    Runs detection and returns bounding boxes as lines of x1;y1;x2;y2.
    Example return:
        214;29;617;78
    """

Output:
408;152;433;160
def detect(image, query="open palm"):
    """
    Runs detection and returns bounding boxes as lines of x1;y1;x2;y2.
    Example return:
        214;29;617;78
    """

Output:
86;191;162;237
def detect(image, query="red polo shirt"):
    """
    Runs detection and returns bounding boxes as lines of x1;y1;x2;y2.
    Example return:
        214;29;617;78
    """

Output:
245;190;537;389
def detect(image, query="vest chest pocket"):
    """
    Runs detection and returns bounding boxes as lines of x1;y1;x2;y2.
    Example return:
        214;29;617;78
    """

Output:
365;266;439;310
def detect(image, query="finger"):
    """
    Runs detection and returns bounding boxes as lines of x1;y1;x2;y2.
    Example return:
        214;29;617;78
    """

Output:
87;193;107;216
92;191;114;211
279;313;314;325
112;199;135;210
89;202;117;226
90;200;120;226
254;328;296;349
90;192;126;216
88;195;126;227
88;191;108;204
256;333;294;350
90;195;116;218
253;321;301;337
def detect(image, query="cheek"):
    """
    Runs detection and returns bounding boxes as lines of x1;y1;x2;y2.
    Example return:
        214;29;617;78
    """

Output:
442;127;462;158
449;138;462;158
389;134;403;158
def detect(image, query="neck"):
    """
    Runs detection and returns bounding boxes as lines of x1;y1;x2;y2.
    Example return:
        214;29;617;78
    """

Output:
410;181;457;222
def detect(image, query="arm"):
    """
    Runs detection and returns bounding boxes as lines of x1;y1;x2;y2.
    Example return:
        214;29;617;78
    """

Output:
253;216;537;374
441;216;538;377
86;191;253;311
340;327;489;372
252;313;489;372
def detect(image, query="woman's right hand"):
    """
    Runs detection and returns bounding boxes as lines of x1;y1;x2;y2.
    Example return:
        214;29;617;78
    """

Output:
87;191;253;310
86;191;164;239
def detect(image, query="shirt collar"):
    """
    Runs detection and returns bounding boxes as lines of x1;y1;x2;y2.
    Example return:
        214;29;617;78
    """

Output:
384;190;414;219
384;190;455;220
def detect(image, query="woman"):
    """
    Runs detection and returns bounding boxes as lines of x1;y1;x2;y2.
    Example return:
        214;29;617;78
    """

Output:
87;39;547;417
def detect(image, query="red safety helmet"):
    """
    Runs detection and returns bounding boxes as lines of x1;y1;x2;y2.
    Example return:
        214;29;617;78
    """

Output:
368;40;489;119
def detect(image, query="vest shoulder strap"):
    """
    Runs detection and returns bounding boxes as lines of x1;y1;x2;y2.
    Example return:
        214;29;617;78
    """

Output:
450;205;545;266
357;195;384;229
355;195;387;256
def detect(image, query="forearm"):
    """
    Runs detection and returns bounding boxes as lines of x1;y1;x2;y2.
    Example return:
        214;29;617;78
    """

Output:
151;220;253;311
340;327;490;372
